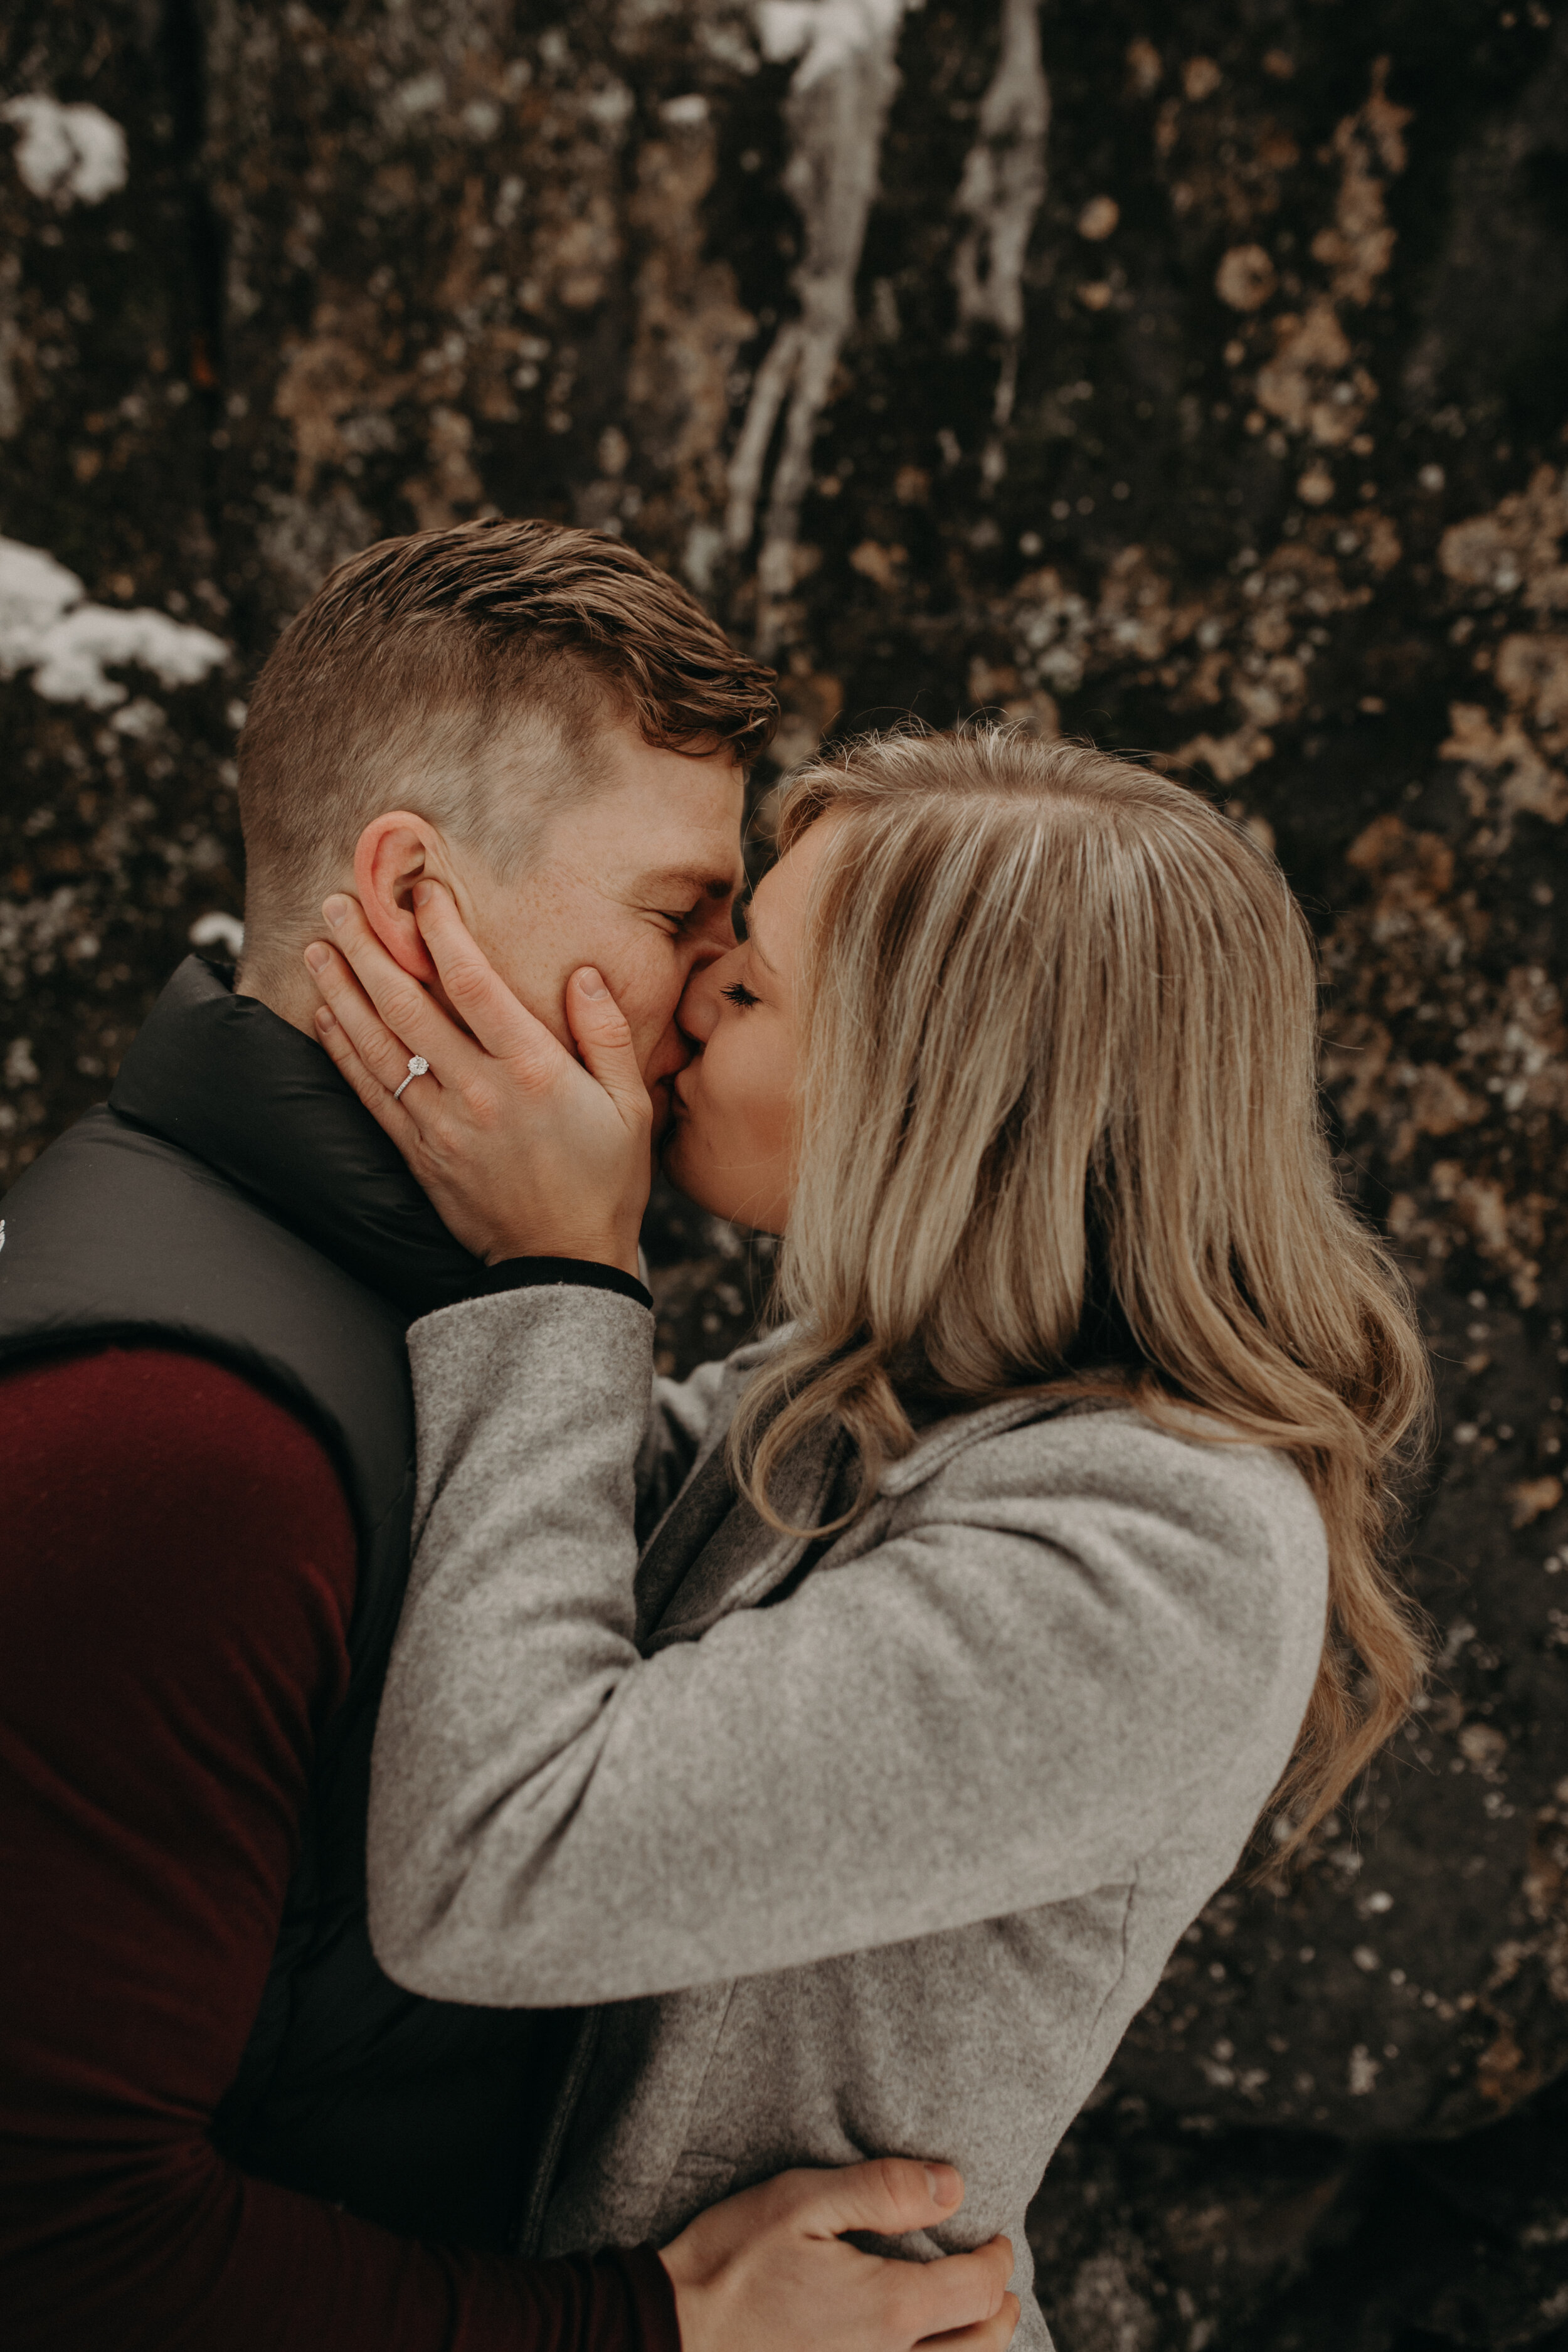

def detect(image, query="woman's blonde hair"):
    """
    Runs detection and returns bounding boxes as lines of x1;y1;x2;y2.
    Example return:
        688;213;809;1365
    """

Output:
731;725;1433;1850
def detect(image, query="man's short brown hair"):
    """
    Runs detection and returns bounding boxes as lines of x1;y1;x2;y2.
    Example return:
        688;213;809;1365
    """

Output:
238;519;778;934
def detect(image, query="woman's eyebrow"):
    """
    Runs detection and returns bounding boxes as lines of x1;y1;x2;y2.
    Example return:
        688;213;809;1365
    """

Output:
745;902;778;974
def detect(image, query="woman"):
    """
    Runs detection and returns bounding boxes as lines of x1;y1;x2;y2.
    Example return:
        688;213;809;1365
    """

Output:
307;728;1430;2348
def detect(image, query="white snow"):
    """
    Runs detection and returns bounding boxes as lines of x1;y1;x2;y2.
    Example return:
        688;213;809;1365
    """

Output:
189;911;245;957
110;696;168;738
729;1;912;649
0;536;228;711
758;0;910;90
2;96;129;207
0;538;80;638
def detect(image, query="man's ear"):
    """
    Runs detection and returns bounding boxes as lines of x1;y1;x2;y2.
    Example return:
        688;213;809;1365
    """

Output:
352;813;449;981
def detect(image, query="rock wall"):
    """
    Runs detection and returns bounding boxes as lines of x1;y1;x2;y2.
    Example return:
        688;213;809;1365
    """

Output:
3;4;1566;2344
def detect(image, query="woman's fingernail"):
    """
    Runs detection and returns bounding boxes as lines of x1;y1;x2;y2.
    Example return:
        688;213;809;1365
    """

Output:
411;879;433;909
578;967;609;999
924;2163;961;2206
315;1005;336;1030
323;895;350;928
304;941;329;973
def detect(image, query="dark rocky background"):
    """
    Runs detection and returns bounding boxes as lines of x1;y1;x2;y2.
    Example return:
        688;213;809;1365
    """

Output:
3;3;1566;2343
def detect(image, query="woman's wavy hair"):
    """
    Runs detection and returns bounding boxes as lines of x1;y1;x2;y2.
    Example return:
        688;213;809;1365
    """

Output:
729;725;1433;1851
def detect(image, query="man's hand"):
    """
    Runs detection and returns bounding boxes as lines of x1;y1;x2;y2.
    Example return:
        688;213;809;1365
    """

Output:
659;2160;1020;2352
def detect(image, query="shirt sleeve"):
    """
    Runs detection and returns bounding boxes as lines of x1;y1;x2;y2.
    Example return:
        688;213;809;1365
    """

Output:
0;1343;679;2352
465;1257;654;1310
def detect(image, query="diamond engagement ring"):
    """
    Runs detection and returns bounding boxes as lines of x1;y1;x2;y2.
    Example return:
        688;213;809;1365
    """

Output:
393;1054;431;1101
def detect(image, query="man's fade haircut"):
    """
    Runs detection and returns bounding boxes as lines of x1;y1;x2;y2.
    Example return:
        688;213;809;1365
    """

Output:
237;518;778;936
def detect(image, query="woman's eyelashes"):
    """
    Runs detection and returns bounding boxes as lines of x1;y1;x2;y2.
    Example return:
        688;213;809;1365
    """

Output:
721;980;761;1010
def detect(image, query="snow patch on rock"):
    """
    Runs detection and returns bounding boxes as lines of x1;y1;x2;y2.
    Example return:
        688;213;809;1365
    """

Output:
0;537;228;710
2;97;129;207
758;1;906;92
189;911;245;958
729;1;913;650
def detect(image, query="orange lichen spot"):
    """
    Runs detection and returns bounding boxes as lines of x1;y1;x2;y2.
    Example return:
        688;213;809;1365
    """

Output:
1216;243;1277;312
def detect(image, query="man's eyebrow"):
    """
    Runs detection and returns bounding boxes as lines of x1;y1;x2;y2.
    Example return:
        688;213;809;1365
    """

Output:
630;867;739;901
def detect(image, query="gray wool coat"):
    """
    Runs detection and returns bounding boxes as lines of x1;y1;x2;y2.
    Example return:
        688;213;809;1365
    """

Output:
366;1287;1328;2348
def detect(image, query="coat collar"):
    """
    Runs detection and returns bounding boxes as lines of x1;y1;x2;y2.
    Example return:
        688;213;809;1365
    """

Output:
641;1390;1106;1649
108;955;483;1319
875;1389;1101;1493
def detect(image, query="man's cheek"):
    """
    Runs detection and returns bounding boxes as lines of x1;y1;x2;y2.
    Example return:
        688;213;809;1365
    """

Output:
623;963;685;1067
623;1000;672;1083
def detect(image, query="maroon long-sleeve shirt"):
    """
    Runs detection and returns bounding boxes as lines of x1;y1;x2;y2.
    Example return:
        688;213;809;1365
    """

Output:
0;1343;679;2352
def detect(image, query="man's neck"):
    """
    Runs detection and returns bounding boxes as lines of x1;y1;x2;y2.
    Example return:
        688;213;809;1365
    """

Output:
235;956;319;1040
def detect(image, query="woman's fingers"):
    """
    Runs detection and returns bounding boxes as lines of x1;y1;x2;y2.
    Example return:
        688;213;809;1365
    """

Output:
304;936;453;1109
312;1000;425;1153
565;968;652;1132
301;887;652;1272
411;880;561;1069
317;894;489;1088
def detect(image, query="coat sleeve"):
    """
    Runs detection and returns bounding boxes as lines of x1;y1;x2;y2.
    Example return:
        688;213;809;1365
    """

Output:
368;1291;1326;2007
0;1343;678;2352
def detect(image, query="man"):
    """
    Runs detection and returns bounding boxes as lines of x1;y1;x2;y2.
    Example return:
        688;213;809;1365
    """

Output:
0;522;1016;2351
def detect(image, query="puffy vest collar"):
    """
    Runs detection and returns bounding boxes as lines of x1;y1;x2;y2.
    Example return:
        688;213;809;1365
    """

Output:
109;953;480;1320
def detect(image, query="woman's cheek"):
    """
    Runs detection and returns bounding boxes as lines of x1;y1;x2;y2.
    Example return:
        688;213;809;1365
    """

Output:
737;1066;782;1168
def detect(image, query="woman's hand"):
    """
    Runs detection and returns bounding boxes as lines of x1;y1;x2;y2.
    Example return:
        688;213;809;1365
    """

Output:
660;2160;1020;2352
303;883;652;1277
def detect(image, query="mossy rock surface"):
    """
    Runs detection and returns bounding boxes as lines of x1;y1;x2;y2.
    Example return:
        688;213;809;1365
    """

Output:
3;6;1567;2342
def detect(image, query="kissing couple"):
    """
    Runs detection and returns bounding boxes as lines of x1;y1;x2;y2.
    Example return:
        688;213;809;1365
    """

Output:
2;519;1430;2352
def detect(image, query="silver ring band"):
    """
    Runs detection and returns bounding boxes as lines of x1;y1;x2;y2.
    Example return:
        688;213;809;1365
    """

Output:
393;1054;430;1101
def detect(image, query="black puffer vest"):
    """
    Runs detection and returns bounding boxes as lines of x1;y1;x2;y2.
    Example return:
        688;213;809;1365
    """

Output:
0;956;554;2248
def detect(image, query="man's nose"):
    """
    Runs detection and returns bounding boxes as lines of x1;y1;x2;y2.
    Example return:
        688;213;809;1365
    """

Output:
686;913;733;967
675;958;721;1046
